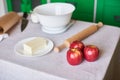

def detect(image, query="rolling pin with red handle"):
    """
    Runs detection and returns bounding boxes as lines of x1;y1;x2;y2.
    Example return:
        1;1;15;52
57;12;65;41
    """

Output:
54;22;103;53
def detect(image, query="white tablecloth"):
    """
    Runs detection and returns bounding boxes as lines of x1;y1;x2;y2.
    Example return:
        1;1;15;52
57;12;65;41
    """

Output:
0;20;120;80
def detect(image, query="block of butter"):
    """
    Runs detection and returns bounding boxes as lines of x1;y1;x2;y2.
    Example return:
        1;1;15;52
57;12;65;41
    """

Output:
23;37;47;55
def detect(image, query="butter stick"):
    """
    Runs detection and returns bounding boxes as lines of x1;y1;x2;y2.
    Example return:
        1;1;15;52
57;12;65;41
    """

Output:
23;37;47;55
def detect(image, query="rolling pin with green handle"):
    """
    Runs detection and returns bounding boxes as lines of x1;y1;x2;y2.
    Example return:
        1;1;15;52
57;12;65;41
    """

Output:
54;22;103;53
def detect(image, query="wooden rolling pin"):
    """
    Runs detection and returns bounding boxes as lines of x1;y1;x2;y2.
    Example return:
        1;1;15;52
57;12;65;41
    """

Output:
54;22;103;53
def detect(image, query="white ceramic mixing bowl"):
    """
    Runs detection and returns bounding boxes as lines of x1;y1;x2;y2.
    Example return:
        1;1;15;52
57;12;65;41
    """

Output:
31;3;75;29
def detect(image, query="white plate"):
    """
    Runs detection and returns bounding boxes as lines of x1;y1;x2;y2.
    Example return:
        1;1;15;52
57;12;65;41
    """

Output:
14;37;54;57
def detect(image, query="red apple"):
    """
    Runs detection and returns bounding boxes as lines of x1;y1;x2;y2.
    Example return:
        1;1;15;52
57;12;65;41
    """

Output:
67;48;83;65
70;41;84;51
84;45;99;62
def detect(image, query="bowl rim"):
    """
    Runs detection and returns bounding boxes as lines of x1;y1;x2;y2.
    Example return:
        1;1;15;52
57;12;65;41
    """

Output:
32;2;75;16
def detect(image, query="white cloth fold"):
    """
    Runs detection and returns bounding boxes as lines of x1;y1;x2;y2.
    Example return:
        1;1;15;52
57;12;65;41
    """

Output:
0;34;8;42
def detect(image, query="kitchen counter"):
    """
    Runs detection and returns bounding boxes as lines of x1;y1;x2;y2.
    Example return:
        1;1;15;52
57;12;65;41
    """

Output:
0;20;120;80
